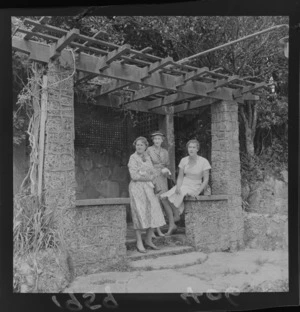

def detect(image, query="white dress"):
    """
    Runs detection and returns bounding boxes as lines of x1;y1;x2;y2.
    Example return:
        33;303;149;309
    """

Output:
160;155;211;214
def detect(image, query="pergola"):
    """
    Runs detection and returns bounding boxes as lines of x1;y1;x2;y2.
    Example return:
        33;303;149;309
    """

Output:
12;17;266;116
12;17;269;275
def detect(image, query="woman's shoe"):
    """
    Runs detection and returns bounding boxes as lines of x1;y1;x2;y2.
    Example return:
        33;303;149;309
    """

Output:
136;245;147;253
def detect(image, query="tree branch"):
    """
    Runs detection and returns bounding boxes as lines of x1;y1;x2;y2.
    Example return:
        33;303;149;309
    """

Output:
239;105;249;129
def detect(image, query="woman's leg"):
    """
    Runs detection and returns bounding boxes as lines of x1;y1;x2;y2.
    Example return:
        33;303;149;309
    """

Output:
170;203;180;222
161;198;177;235
135;229;146;251
145;228;159;249
156;227;165;237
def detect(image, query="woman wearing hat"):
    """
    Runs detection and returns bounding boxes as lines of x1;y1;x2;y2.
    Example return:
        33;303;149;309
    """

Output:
128;136;166;253
147;131;176;236
160;139;211;234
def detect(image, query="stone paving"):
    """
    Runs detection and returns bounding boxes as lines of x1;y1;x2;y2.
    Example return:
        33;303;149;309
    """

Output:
64;248;288;293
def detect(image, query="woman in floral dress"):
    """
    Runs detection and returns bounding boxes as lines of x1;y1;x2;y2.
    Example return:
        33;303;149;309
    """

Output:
147;131;175;236
128;136;166;253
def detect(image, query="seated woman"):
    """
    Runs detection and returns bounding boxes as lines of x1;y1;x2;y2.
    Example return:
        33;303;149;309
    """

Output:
160;139;211;235
128;136;166;253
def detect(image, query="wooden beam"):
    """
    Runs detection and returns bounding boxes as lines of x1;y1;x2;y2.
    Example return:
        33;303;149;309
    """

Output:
23;16;51;40
49;28;80;60
233;82;267;98
24;19;68;36
11;38;258;107
12;37;50;62
210;75;239;89
93;94;165;115
180;67;209;85
120;46;153;64
17;28;59;42
38;75;48;200
143;56;174;77
174;97;219;113
95;80;132;96
99;44;131;71
122;86;165;105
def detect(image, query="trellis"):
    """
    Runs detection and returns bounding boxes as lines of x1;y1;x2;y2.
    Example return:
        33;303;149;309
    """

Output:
12;16;268;116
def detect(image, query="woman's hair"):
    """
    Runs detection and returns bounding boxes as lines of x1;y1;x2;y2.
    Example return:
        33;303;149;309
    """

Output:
133;136;149;148
186;139;200;150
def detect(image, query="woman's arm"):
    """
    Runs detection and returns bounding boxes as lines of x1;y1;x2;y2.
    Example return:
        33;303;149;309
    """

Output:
194;170;209;195
175;167;184;194
128;157;152;182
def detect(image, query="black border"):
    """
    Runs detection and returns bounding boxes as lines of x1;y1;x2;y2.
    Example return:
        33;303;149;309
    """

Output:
1;1;299;311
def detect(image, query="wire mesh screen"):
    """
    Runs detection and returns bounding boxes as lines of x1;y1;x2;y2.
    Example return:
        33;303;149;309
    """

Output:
132;111;160;140
74;103;128;153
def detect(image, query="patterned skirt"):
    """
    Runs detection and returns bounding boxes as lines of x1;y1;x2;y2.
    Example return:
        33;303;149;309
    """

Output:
129;180;166;230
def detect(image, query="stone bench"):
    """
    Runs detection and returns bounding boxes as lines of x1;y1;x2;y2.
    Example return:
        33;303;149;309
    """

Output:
72;198;129;275
184;195;234;252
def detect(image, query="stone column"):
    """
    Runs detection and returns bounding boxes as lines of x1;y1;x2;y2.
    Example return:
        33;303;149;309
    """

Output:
43;60;77;277
210;100;244;250
158;107;176;180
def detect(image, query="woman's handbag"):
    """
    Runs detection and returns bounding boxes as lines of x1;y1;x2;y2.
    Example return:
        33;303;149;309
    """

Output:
167;177;176;190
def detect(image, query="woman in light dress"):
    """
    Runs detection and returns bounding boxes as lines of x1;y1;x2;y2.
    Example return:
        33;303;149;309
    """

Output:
128;136;166;253
146;131;177;236
160;139;211;234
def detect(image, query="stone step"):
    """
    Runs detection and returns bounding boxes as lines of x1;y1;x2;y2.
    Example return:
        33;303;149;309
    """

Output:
126;233;188;250
129;251;208;270
127;245;195;261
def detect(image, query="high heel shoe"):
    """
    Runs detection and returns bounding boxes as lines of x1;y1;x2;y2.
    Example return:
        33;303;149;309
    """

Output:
136;245;147;253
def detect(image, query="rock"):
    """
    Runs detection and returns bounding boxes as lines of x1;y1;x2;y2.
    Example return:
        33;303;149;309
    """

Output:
247;176;288;215
14;249;71;293
244;212;288;250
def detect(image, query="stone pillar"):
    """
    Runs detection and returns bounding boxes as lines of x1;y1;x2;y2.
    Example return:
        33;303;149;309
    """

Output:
210;100;244;250
159;108;176;180
43;60;77;276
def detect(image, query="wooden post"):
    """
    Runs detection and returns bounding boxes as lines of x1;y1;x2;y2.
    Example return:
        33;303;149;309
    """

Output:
37;75;48;201
159;107;176;180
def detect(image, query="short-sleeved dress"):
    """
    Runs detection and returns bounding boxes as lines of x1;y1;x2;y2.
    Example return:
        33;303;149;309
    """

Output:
128;152;166;230
160;155;211;214
146;145;170;195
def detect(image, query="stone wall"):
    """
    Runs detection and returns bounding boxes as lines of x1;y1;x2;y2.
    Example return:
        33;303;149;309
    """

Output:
71;203;127;275
210;100;244;250
75;148;130;200
43;61;77;280
243;171;288;250
247;174;288;215
185;196;230;252
244;212;288;250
